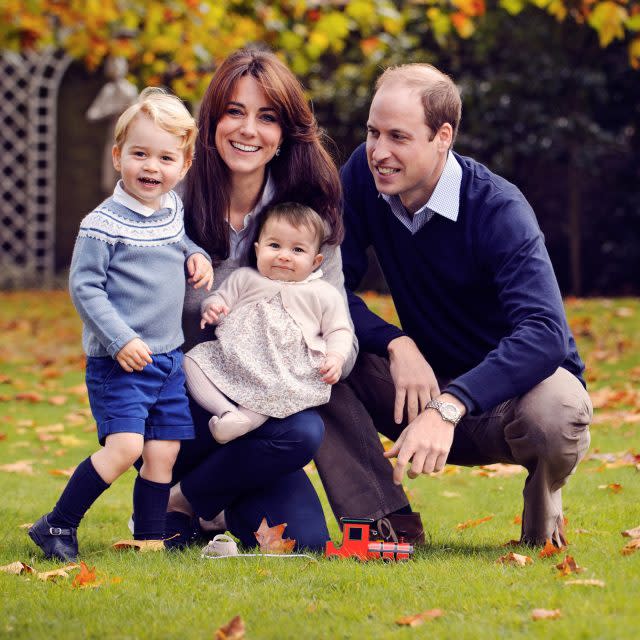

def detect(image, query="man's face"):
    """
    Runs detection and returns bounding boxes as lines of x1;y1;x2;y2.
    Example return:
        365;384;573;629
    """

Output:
366;81;450;214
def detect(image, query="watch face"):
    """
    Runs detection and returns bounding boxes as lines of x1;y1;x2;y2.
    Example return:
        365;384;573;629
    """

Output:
442;404;458;420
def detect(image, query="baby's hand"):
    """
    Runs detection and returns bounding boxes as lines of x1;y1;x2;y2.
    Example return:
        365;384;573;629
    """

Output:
200;302;230;329
116;338;153;372
187;253;214;291
320;352;344;385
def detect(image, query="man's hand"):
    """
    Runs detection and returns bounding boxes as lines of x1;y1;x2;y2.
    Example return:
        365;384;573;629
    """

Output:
187;253;214;291
200;302;230;329
384;392;465;483
116;338;153;372
319;352;344;384
387;336;440;424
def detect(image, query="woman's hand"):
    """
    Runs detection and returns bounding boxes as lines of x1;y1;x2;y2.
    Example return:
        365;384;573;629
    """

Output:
187;253;214;291
320;352;345;385
200;302;230;329
116;338;153;372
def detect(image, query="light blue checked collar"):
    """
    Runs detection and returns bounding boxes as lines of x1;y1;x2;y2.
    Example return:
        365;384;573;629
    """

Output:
380;151;462;234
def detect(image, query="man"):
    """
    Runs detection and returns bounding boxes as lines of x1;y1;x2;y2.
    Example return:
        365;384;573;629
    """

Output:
315;63;592;547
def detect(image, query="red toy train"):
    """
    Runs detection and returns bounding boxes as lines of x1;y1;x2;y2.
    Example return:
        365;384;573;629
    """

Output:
325;517;414;562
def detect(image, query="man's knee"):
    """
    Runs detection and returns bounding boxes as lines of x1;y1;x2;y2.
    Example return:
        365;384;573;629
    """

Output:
508;369;592;476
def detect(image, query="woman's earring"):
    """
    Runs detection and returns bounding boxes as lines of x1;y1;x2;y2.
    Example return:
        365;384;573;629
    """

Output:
275;146;281;157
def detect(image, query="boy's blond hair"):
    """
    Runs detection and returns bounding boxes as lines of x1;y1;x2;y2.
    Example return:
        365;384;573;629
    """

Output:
114;87;197;161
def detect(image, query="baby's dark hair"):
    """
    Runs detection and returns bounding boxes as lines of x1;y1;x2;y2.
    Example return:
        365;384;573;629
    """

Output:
257;202;326;251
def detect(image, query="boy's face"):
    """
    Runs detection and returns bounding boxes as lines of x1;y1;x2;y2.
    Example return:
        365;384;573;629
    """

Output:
112;114;190;210
254;217;323;283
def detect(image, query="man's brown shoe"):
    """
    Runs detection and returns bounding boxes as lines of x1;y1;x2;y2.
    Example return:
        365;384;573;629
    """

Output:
373;512;426;546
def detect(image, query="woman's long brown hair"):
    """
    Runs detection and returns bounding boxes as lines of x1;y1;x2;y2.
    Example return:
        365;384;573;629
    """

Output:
182;46;343;264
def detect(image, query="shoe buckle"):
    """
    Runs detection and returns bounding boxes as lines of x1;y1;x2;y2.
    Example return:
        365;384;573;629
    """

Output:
48;526;69;536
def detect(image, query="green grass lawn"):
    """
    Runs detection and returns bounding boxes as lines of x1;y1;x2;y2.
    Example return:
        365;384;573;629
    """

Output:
1;292;639;639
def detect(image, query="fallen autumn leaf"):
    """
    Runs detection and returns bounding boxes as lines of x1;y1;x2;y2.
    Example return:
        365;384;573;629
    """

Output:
555;555;584;576
539;539;564;558
254;517;295;553
112;539;165;552
565;579;605;587
396;609;445;627
0;561;35;575
496;552;533;567
531;608;562;621
621;525;640;539
214;614;245;640
456;515;494;531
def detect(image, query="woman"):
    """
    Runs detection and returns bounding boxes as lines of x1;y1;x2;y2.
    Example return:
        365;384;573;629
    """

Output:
164;46;357;550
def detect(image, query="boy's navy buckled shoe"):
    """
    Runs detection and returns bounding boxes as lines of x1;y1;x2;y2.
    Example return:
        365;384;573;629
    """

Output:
164;511;199;550
28;514;78;561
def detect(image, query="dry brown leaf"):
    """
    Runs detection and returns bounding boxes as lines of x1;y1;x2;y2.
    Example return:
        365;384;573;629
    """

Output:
0;561;35;575
456;515;494;531
254;517;296;553
0;433;7;441
18;523;33;529
112;539;165;552
531;608;561;621
471;463;525;478
35;423;65;434
214;615;246;640
496;552;533;567
598;483;623;493
66;384;88;396
37;563;79;581
513;514;522;525
621;539;640;556
14;391;44;403
56;435;86;447
555;555;584;576
72;562;98;588
48;466;77;477
48;395;68;406
539;539;564;558
565;579;605;587
396;609;445;627
621;525;640;539
0;460;34;475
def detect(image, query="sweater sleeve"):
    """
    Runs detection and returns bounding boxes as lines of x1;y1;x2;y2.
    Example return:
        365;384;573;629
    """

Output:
318;284;355;362
318;243;358;377
341;146;405;356
69;236;138;358
199;267;247;318
445;193;570;414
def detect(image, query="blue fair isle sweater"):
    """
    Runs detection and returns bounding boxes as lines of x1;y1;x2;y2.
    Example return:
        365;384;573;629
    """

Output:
69;191;208;359
341;144;585;415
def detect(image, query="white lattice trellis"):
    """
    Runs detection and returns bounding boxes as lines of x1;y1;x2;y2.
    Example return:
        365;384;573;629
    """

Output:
1;49;71;287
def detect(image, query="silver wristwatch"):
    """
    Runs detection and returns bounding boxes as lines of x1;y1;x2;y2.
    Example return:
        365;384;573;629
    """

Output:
425;399;462;426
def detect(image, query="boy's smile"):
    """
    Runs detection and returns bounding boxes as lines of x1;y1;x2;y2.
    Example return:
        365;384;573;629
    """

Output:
112;114;190;211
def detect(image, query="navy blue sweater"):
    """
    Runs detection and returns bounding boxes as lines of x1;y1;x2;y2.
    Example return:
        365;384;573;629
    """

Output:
341;144;585;414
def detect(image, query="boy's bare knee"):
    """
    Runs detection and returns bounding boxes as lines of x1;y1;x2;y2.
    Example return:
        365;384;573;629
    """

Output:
102;433;145;472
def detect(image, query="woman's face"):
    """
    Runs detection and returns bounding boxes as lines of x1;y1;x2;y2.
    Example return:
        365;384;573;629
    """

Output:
214;75;283;181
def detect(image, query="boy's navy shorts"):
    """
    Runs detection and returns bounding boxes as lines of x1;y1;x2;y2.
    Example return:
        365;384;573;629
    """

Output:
85;349;195;445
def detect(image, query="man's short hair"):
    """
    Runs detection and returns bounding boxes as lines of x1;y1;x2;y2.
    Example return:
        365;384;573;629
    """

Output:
114;87;197;162
376;64;462;145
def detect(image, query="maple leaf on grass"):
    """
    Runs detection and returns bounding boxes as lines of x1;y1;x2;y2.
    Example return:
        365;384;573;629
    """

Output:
72;561;99;588
254;517;295;553
539;539;564;558
621;525;640;539
0;561;35;575
112;539;165;552
621;539;640;556
555;555;584;576
455;515;493;531
396;609;445;627
0;460;34;475
37;563;79;582
214;614;245;640
496;552;533;567
531;608;561;621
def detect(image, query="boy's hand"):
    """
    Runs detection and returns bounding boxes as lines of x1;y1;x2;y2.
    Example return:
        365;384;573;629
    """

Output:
320;352;344;385
200;302;230;329
187;253;214;291
117;338;153;372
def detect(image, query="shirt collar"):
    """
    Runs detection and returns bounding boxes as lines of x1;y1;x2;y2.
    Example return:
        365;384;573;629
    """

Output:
380;151;462;223
113;181;176;218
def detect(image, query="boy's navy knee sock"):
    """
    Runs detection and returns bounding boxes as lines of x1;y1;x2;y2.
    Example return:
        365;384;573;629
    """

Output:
133;475;171;540
49;457;110;528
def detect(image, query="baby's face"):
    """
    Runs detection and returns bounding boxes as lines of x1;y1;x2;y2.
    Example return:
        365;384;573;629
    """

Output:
112;114;190;211
254;217;323;282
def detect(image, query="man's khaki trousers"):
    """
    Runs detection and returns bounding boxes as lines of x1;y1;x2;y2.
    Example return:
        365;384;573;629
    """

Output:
315;353;592;546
